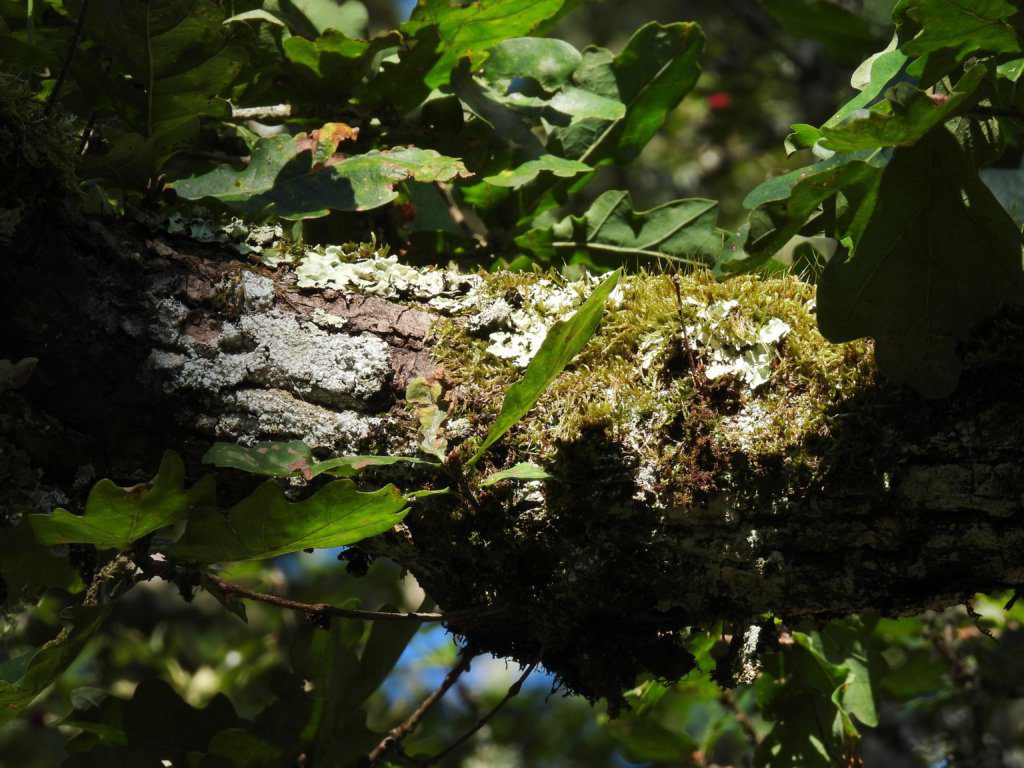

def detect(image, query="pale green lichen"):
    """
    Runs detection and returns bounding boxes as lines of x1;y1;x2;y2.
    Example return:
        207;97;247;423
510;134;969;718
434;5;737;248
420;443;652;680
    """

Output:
311;308;348;330
294;247;481;311
164;210;286;258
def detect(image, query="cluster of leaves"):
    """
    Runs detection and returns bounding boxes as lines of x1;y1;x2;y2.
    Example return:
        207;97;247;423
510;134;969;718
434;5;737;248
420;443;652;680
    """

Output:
1;0;724;267
719;1;1024;395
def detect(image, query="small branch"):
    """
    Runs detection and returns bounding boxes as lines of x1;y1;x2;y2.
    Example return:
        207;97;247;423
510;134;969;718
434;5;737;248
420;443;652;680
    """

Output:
422;662;536;766
201;574;446;623
232;104;294;120
229;103;373;122
45;0;91;114
367;650;477;765
720;689;760;747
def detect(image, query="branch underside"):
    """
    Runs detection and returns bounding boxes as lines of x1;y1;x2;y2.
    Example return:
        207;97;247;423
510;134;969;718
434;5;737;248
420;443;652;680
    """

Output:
3;220;1023;710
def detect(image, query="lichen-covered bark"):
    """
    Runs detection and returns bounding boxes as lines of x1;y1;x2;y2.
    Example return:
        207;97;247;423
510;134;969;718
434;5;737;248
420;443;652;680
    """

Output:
3;217;1024;713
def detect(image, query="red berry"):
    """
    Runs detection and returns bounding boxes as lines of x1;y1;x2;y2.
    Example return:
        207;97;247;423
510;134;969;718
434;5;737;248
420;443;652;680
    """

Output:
707;91;732;111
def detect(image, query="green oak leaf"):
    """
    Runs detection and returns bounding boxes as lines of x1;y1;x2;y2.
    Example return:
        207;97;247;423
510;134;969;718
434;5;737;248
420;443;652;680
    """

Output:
223;9;286;27
764;0;879;65
820;64;986;152
450;63;549;159
84;0;250;134
0;604;113;726
78;119;201;191
717;148;891;274
169;479;408;562
468;270;620;466
170;132;469;219
30;452;215;550
825;36;912;131
468;39;626;124
196;729;286;768
895;0;1020;61
483;156;591;188
283;29;400;101
311;455;443;477
818;127;1024;397
482;36;582;91
0;35;61;71
62;679;238;764
998;57;1024;81
285;0;368;37
203;440;316;478
401;0;578;89
518;189;721;269
551;22;704;165
479;462;553;487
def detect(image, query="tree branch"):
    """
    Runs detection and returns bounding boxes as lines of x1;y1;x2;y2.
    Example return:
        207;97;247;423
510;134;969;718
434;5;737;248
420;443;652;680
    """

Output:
422;662;537;766
367;650;477;765
200;573;446;623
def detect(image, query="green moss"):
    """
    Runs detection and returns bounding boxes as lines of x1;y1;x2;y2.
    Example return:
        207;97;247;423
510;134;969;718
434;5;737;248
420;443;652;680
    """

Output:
398;269;885;707
432;270;874;505
0;75;79;249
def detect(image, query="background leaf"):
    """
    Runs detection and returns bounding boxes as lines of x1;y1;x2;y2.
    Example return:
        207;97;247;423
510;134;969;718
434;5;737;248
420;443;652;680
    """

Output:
83;0;250;134
896;0;1020;61
520;189;721;269
0;604;113;726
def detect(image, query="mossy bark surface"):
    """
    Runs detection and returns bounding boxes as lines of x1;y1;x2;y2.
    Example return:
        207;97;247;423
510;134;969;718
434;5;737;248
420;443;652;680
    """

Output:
3;216;1024;712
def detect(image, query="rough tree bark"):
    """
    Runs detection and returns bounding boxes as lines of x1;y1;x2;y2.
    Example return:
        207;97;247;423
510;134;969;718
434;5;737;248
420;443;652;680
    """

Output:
3;77;1023;712
4;209;1023;712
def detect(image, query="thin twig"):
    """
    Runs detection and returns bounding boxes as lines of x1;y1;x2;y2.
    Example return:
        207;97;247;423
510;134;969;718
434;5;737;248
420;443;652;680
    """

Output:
45;0;90;114
231;104;294;120
720;689;760;746
229;103;372;121
368;650;477;765
202;574;446;623
422;662;536;766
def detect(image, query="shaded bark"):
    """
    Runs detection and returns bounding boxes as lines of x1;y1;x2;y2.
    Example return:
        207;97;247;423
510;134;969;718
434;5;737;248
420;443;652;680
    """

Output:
3;217;1024;710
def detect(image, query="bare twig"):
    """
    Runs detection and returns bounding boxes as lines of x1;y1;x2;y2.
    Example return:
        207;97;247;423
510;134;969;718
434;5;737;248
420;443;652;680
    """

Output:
965;598;996;640
229;103;371;121
231;104;294;120
720;689;760;746
368;650;477;765
45;0;90;114
422;662;537;766
201;574;446;623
